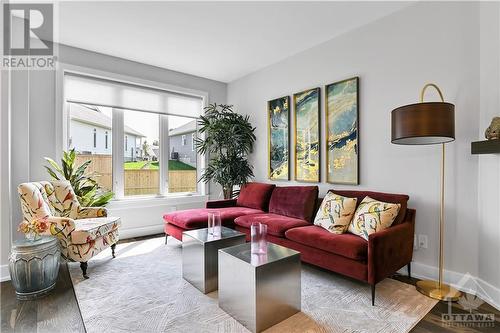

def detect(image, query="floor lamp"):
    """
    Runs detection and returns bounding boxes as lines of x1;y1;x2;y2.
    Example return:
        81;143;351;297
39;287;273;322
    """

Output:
391;83;461;301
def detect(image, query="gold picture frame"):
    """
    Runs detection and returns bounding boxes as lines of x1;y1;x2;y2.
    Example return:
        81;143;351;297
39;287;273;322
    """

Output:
293;87;320;183
325;77;359;185
268;96;290;180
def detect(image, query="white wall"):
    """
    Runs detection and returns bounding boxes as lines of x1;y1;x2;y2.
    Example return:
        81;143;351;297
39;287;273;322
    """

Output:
1;40;227;279
228;2;499;307
478;1;500;301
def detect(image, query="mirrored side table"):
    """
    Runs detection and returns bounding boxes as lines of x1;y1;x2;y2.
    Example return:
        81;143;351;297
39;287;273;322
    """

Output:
182;227;245;294
9;236;60;300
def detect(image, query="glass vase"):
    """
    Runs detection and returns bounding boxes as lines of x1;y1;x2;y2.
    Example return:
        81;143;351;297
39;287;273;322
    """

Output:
208;211;221;237
25;231;41;242
251;222;267;255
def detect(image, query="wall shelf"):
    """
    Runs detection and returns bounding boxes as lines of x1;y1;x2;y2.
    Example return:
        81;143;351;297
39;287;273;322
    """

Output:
471;139;500;154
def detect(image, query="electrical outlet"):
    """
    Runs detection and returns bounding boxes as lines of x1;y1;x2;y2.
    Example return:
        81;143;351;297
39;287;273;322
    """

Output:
413;234;418;250
418;234;428;249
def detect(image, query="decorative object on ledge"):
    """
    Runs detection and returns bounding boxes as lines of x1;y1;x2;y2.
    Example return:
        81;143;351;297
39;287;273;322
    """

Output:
9;236;60;300
294;87;320;182
471;139;500;154
391;83;461;302
268;96;290;180
325;77;359;185
485;116;500;140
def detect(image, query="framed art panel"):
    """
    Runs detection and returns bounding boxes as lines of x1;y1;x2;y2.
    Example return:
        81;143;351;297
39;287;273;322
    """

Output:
325;77;359;184
294;87;320;182
268;96;290;180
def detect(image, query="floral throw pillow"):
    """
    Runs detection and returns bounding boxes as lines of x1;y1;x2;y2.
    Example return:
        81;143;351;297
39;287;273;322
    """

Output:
314;192;357;234
348;196;401;240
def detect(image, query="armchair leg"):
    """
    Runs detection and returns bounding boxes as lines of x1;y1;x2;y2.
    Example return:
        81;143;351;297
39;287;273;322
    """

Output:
407;262;411;279
111;243;116;258
80;262;89;279
165;234;168;245
371;284;376;306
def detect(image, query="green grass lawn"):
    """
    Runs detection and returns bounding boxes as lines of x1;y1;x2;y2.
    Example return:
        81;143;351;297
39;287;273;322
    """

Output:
124;160;196;171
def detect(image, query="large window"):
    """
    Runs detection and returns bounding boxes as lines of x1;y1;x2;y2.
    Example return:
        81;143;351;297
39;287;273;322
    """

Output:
64;72;203;199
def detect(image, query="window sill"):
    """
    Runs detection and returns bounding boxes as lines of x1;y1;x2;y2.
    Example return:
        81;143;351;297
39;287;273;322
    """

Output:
107;193;208;209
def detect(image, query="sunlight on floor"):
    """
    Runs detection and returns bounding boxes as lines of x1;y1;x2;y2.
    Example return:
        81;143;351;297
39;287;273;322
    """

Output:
94;237;165;260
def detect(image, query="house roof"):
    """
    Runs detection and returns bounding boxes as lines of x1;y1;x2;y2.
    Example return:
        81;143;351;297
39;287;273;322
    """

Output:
169;120;197;136
69;103;146;137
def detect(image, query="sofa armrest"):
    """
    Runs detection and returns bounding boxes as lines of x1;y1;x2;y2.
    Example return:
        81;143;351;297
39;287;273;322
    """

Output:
33;216;76;240
367;208;415;285
77;207;108;219
206;199;237;208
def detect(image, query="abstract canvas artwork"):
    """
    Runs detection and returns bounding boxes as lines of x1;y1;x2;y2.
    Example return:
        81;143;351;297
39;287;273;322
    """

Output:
325;77;359;184
268;96;290;180
294;88;320;182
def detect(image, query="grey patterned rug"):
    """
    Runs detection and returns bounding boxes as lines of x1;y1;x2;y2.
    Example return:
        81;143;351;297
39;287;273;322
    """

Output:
68;237;437;333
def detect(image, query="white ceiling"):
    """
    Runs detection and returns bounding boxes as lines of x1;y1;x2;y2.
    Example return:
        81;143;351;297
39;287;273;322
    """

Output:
57;1;412;83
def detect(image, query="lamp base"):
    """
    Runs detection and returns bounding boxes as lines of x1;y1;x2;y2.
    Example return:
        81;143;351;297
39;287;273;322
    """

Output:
416;279;461;301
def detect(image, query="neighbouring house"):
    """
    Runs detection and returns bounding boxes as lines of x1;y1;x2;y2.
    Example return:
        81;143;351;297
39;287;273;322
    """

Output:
169;120;197;167
69;103;145;161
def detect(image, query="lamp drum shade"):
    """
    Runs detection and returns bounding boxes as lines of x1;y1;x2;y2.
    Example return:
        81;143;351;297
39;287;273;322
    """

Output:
391;102;455;145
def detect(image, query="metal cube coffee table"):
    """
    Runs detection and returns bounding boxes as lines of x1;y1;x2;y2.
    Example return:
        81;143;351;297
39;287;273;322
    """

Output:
182;227;245;294
218;242;301;333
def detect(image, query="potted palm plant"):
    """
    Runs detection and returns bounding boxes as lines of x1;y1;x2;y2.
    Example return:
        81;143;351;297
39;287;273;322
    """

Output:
195;103;256;199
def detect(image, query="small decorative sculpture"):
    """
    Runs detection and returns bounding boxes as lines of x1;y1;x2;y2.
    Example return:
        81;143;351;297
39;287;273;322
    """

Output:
485;117;500;140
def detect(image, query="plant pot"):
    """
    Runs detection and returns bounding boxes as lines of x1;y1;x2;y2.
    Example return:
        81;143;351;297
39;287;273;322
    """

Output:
223;186;233;199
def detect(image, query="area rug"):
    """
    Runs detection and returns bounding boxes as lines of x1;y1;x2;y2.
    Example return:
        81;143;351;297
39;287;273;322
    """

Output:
68;237;437;333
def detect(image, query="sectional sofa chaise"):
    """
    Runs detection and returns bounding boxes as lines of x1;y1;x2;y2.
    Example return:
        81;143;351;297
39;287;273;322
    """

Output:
163;182;415;305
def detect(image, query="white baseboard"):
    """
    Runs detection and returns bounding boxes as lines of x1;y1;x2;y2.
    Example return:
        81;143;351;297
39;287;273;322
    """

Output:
120;225;164;240
399;262;500;310
1;264;10;282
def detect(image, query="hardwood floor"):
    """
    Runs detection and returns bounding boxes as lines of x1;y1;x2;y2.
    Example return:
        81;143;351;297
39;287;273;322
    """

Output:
2;236;498;333
1;263;85;333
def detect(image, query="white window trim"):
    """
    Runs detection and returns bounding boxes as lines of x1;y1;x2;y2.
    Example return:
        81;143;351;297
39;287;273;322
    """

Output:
181;134;186;146
56;63;209;201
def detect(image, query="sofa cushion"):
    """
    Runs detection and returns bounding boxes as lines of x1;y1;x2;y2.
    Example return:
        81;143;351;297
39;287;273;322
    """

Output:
269;186;318;222
329;190;409;225
71;216;121;245
285;225;367;261
236;182;276;211
314;192;357;234
163;207;264;229
348;197;401;241
234;213;310;237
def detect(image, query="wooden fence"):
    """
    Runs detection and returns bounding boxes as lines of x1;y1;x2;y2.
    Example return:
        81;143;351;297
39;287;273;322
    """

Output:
75;154;197;195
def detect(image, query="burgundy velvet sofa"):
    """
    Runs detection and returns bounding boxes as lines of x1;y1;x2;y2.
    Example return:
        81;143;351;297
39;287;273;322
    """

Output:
233;188;414;306
163;182;276;241
163;182;415;306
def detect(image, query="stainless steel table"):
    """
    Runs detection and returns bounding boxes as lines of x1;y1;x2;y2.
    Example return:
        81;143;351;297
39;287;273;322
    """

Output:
218;242;301;333
182;227;245;294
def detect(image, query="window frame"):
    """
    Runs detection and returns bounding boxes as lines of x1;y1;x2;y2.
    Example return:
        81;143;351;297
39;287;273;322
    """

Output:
57;63;209;201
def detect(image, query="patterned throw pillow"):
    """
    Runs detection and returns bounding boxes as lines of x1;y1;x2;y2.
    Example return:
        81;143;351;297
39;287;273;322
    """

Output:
348;196;401;240
314;192;357;234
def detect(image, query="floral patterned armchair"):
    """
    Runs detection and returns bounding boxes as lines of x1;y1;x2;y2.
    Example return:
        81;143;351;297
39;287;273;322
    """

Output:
18;180;121;278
